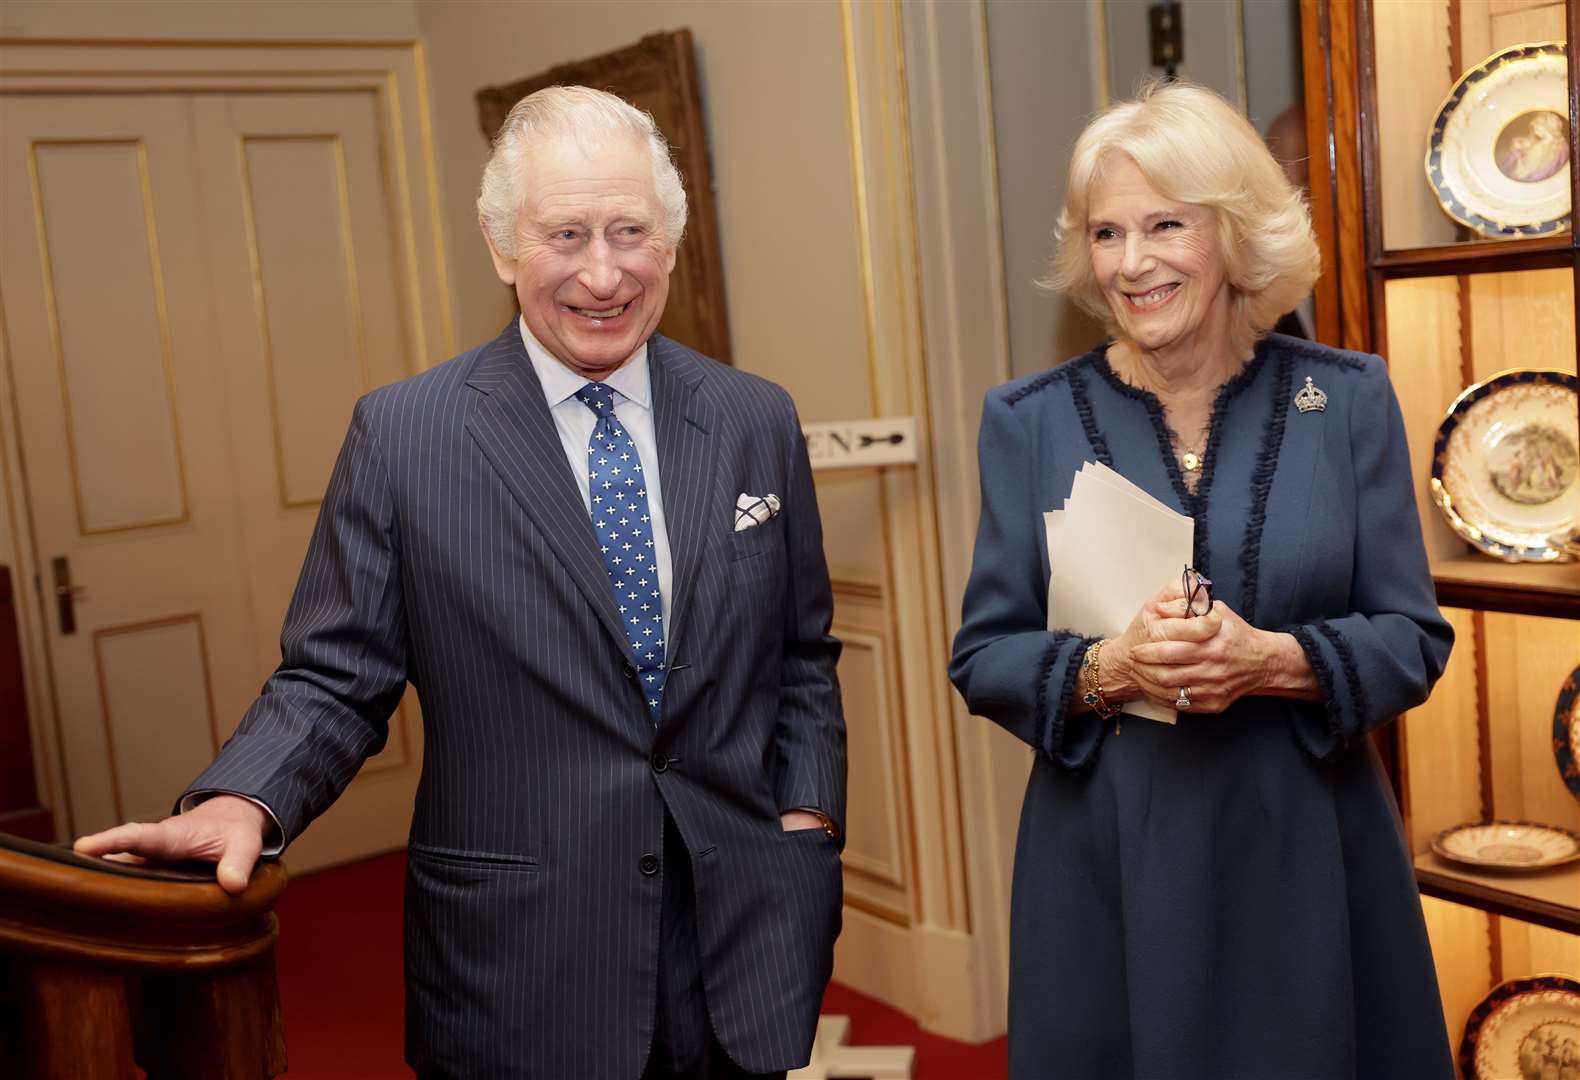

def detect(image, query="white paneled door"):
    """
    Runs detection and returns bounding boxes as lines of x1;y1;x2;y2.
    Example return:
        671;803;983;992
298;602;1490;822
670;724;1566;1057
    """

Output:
0;83;432;872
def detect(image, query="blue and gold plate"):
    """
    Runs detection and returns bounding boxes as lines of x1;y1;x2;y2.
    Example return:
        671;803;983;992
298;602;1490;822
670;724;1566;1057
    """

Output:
1555;664;1580;802
1426;42;1570;239
1431;369;1579;562
1461;975;1580;1080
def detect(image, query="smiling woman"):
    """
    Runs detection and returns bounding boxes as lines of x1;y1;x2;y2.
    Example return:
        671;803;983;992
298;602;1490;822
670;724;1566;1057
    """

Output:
950;80;1459;1080
1047;80;1315;366
1084;157;1230;363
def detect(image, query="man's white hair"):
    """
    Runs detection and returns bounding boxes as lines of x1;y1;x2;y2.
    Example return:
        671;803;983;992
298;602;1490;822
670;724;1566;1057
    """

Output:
477;85;688;257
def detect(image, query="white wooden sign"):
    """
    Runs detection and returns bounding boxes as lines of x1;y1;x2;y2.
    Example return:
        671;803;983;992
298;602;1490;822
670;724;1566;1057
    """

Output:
802;417;918;470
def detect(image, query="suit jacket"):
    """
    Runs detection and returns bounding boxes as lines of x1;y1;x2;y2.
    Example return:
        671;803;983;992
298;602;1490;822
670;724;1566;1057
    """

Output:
187;327;847;1078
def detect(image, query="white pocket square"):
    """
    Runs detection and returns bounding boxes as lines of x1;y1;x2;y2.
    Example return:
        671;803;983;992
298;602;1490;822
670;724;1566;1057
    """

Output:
734;493;782;531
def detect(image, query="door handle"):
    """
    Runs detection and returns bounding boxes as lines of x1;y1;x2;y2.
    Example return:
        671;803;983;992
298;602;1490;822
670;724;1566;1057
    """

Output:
51;556;84;635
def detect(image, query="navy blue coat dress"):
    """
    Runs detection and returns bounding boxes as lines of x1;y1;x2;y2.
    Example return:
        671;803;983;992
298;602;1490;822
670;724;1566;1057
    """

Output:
950;335;1456;1080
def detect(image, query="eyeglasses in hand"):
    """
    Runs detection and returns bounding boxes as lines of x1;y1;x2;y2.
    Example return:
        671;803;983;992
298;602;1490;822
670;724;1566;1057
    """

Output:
1182;565;1213;618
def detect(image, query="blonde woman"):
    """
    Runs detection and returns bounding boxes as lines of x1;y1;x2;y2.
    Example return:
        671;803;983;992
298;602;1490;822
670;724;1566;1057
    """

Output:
950;82;1455;1079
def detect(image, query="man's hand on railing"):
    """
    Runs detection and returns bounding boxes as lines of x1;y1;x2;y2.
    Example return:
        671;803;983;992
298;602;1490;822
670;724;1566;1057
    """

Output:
73;794;268;895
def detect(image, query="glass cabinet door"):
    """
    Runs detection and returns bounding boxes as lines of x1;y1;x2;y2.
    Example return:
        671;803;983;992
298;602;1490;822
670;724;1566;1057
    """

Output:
1372;0;1573;251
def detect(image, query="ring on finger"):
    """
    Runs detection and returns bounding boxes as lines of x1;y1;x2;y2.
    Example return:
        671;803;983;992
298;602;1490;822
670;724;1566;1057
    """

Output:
1175;686;1192;709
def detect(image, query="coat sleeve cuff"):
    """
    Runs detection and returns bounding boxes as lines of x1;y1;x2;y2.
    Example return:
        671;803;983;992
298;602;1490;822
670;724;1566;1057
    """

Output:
1282;622;1351;761
1038;633;1106;771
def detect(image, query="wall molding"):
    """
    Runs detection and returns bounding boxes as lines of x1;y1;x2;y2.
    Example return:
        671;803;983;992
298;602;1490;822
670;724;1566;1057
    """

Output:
899;0;1021;1041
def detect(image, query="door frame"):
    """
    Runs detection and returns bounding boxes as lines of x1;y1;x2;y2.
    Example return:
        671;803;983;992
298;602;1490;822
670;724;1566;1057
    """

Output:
0;37;454;840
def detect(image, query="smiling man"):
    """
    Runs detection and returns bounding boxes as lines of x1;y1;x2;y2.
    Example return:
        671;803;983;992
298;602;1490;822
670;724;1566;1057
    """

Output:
77;86;847;1080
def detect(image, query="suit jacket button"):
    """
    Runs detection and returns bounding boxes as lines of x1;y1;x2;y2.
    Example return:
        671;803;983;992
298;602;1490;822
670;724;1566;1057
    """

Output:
639;853;659;875
621;662;636;680
650;752;668;773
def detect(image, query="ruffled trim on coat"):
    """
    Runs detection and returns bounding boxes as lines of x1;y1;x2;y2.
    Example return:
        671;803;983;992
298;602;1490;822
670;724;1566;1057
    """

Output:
1237;351;1295;620
1005;351;1116;475
1314;617;1371;727
1004;354;1091;407
1038;632;1103;772
1067;367;1114;467
1284;622;1345;760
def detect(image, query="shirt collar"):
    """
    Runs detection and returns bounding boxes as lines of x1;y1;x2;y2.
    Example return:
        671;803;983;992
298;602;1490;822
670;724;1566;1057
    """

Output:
518;316;651;411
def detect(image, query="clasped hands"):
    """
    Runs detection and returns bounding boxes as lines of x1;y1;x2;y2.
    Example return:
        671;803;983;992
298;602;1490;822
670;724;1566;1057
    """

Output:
1101;581;1276;715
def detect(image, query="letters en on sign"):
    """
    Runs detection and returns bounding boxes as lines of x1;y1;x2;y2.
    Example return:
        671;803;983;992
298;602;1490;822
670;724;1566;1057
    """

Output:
801;418;918;470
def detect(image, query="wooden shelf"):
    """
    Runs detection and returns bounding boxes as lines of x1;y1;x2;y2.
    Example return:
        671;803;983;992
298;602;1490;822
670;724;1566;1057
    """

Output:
1416;853;1580;936
1433;555;1580;620
1373;235;1577;280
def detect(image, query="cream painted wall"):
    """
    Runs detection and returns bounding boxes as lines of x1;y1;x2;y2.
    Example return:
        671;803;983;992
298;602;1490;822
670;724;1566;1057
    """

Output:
1099;0;1305;152
1241;0;1302;135
986;0;1106;380
1103;0;1242;107
0;0;418;39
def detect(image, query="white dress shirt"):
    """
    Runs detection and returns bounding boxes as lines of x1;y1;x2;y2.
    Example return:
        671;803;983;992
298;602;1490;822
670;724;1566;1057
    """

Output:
518;317;674;630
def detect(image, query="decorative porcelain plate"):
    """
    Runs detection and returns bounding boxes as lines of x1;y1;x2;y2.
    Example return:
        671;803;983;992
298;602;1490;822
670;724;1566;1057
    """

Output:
1556;665;1580;802
1426;41;1571;238
1431;369;1579;562
1461;975;1580;1080
1433;820;1580;871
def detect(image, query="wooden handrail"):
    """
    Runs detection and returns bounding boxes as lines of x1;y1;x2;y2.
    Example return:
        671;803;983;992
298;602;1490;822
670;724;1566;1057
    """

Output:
0;832;288;1079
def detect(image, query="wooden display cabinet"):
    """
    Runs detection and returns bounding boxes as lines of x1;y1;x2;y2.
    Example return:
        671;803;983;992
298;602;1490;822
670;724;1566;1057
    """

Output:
1302;0;1580;1055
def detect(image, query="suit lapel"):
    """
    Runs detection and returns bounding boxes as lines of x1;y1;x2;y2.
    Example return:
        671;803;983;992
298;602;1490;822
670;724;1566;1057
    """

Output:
463;325;634;660
647;336;719;666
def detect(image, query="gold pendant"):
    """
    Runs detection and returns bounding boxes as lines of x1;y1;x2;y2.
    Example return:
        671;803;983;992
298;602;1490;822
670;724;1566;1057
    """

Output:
1181;451;1201;472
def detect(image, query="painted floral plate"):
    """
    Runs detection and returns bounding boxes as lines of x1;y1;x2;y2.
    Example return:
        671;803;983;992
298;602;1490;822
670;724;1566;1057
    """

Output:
1431;369;1579;562
1461;975;1580;1080
1555;665;1580;802
1426;41;1570;237
1432;820;1580;872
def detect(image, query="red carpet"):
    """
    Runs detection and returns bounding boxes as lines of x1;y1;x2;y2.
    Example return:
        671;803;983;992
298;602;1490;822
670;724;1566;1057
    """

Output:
273;851;1008;1078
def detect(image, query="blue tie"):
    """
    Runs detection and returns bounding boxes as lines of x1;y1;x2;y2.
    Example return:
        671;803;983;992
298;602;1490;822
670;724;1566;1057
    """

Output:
575;382;666;722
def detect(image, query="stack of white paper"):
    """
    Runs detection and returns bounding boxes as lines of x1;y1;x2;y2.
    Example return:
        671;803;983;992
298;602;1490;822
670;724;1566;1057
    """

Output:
1045;462;1193;725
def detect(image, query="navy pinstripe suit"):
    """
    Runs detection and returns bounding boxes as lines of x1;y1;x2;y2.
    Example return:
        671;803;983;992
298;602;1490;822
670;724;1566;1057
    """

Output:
186;326;847;1078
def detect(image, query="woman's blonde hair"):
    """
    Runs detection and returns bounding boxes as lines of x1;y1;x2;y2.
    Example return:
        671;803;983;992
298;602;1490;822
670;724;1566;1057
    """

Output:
1047;80;1320;358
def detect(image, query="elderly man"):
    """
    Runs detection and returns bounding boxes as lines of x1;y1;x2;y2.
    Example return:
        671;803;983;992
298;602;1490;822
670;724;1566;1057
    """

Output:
77;86;847;1080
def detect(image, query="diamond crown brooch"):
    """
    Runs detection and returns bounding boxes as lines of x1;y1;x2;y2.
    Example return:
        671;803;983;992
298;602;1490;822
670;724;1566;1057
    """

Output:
1294;376;1328;414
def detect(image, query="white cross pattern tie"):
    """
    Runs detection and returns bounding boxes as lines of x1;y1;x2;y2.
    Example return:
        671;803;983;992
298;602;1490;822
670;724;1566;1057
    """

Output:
574;382;666;722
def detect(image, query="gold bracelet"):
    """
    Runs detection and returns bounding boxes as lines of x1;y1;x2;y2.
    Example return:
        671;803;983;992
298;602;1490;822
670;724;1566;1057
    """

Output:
1081;639;1121;733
